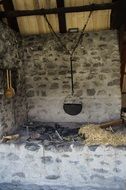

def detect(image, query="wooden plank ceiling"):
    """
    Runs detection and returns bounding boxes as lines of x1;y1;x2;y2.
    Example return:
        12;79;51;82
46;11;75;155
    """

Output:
8;0;112;35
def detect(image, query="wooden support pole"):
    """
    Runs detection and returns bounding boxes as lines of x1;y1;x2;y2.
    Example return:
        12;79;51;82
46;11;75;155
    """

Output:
110;0;126;29
2;0;19;32
119;26;126;91
56;0;67;33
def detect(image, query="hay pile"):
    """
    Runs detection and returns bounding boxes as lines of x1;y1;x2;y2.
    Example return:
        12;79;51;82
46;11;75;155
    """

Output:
79;124;126;146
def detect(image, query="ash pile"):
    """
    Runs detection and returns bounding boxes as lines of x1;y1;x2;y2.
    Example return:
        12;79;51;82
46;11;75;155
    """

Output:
19;121;83;148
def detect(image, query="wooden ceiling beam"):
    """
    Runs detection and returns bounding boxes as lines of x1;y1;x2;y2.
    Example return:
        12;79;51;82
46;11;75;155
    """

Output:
2;0;19;32
0;2;119;18
56;0;67;33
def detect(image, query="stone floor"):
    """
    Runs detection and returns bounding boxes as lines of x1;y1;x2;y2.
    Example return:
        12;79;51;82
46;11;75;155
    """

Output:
0;183;124;190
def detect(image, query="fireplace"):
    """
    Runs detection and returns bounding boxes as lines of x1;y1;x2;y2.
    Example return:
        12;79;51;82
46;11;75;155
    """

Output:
0;22;125;190
0;21;121;137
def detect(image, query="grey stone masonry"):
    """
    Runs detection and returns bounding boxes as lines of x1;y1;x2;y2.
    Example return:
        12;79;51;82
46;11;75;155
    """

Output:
0;21;122;134
0;143;125;190
0;22;27;136
23;30;121;123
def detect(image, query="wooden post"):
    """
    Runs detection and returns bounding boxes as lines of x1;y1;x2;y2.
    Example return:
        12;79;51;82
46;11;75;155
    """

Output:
2;0;19;32
56;0;67;33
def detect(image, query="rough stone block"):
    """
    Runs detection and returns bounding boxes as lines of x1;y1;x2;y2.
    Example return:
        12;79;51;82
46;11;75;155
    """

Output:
12;172;25;178
25;142;40;151
50;83;59;89
41;156;53;164
45;175;60;180
26;90;34;97
87;89;96;96
7;153;19;161
108;79;120;86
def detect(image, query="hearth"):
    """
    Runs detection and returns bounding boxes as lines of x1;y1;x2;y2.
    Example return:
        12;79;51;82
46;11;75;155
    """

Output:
2;119;126;147
5;121;83;149
0;21;122;139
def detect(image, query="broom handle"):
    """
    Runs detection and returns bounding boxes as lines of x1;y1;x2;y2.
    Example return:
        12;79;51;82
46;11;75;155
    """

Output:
9;70;12;88
100;119;122;129
6;70;9;89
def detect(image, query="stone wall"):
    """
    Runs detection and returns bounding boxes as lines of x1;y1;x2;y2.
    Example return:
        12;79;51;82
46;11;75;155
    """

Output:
0;143;125;190
23;30;121;123
0;22;27;136
0;23;122;135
